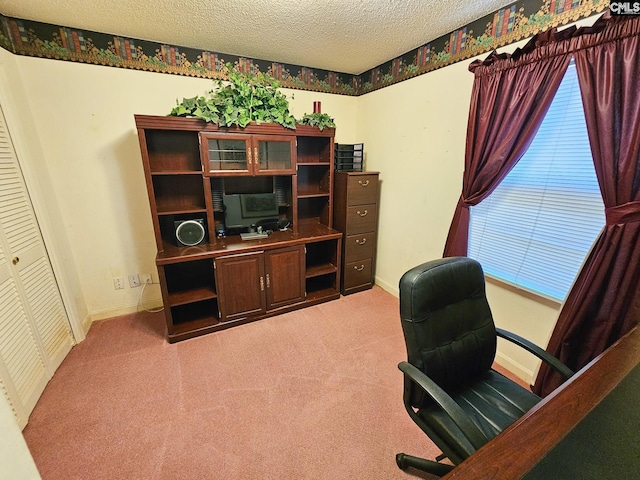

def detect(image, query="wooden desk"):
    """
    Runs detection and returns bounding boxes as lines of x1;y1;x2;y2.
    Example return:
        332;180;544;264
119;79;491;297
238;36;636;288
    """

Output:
443;325;640;479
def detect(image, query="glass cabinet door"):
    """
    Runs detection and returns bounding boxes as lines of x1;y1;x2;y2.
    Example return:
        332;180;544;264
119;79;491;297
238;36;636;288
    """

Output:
200;133;251;175
254;136;296;174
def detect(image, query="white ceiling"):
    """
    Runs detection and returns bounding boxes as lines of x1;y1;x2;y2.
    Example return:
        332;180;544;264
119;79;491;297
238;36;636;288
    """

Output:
0;0;515;74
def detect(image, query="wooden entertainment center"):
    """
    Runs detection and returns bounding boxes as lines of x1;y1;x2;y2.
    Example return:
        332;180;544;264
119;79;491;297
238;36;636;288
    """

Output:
135;115;342;343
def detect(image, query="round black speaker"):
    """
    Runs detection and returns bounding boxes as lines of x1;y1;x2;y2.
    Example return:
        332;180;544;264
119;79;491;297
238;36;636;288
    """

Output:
175;219;205;246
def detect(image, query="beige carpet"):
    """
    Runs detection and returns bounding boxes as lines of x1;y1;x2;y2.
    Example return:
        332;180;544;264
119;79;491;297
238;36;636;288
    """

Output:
23;286;444;479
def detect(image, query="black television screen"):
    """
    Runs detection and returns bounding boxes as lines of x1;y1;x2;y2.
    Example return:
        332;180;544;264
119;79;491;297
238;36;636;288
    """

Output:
223;193;278;230
240;193;278;218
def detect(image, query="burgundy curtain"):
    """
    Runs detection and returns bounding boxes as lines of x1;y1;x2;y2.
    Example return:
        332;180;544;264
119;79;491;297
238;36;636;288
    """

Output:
533;15;640;396
442;44;570;257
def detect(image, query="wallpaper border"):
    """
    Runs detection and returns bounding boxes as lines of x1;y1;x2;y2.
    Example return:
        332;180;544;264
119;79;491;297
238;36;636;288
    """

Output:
0;1;607;97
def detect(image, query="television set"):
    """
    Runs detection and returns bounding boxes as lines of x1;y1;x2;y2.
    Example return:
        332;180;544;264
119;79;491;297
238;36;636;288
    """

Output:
223;193;279;232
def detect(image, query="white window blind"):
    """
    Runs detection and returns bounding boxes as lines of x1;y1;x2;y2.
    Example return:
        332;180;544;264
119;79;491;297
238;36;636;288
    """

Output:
468;61;605;301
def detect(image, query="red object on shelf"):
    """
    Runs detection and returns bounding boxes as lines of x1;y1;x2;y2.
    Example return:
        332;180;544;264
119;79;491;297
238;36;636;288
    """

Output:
313;101;321;113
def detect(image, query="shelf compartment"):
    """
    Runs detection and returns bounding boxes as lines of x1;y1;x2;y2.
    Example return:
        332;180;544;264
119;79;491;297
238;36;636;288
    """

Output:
297;164;330;196
146;130;200;172
158;214;209;247
164;259;215;300
168;286;217;307
306;238;339;278
297;136;332;163
306;263;338;279
152;175;206;213
298;196;330;225
169;299;220;334
306;274;338;298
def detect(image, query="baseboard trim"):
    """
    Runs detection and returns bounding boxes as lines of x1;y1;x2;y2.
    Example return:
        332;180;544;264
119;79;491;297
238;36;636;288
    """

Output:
89;297;163;323
374;276;398;298
495;351;536;385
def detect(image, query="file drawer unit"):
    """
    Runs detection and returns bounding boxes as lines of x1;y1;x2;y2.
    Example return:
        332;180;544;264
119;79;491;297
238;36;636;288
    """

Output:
333;171;380;295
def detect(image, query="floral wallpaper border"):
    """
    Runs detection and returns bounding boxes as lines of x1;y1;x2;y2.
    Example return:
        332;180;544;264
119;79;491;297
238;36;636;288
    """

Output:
0;0;607;97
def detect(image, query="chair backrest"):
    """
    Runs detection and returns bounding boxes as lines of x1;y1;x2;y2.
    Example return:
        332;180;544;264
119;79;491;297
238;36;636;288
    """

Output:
399;257;497;406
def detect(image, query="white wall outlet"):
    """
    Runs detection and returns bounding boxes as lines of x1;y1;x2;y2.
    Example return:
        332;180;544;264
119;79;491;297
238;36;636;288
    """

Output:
128;274;141;288
113;277;125;290
140;273;152;285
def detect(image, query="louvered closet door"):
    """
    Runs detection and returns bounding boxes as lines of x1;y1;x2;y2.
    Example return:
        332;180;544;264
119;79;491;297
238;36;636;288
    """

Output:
0;105;74;429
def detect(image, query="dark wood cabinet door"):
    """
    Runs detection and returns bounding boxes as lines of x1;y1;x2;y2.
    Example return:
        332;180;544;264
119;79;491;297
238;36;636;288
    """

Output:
253;135;296;175
265;246;305;310
215;252;266;321
199;133;252;176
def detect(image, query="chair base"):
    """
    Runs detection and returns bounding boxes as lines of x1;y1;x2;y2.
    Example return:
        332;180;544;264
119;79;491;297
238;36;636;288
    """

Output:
396;453;454;477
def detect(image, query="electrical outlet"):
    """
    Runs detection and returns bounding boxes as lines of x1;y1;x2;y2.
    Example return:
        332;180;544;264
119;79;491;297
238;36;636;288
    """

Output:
113;277;125;290
140;273;152;285
128;274;141;288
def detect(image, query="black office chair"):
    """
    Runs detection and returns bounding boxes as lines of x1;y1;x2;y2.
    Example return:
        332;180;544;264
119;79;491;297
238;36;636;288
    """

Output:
396;257;574;477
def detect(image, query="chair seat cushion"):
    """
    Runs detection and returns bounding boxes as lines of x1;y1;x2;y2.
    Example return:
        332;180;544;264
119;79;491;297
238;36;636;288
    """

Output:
417;370;541;460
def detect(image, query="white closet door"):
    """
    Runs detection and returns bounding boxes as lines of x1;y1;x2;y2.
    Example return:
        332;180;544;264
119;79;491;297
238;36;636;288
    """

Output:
0;105;74;428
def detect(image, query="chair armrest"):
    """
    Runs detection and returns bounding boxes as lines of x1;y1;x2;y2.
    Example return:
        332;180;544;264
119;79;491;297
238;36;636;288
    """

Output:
496;328;574;380
398;361;489;453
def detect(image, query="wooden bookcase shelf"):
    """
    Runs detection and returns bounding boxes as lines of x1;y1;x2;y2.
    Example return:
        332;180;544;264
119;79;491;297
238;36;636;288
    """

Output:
136;115;342;342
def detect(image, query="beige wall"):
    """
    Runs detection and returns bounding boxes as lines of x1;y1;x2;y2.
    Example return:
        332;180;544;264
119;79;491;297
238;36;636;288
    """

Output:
1;14;604;382
356;40;568;383
0;48;88;338
357;13;601;381
0;393;40;479
9;57;357;320
3;52;557;382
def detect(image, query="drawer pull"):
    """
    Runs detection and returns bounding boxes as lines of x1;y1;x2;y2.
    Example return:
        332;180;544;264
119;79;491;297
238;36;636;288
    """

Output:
357;210;368;217
355;238;367;245
354;265;365;271
358;180;370;187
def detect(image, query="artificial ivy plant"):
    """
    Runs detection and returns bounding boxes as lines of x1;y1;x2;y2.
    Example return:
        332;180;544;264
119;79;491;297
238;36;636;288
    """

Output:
297;112;336;130
169;63;335;130
170;63;296;129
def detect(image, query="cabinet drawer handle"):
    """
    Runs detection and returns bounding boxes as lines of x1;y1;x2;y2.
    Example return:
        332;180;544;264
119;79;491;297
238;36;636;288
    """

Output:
266;273;270;288
260;276;264;291
357;210;368;217
254;146;258;165
354;264;365;271
355;238;367;245
247;147;253;165
12;257;19;265
358;180;370;187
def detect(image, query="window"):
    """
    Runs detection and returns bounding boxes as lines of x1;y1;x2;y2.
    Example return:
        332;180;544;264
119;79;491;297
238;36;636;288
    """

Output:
468;61;605;301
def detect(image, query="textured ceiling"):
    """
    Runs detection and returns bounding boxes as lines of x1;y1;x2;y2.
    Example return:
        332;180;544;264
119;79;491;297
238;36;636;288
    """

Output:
0;0;516;74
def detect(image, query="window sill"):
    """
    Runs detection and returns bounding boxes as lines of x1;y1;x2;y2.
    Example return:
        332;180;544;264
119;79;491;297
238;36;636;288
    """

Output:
484;274;563;309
